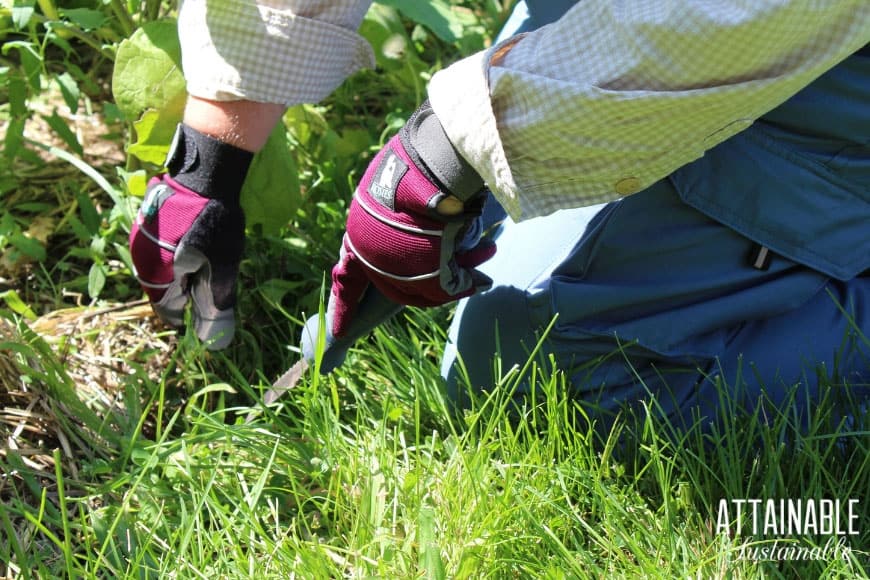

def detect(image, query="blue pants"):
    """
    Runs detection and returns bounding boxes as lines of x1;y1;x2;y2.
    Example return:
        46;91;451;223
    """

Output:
443;182;870;428
441;1;870;430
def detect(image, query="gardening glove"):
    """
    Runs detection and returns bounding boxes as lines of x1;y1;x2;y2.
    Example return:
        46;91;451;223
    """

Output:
129;124;254;350
330;100;496;338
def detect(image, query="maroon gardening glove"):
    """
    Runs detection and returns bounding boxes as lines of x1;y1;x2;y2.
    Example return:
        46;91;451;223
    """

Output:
129;124;254;349
330;101;496;338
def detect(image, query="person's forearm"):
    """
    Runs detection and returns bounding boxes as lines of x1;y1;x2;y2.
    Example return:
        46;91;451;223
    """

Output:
183;96;286;153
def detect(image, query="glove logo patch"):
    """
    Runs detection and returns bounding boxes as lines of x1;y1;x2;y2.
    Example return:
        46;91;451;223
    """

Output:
140;184;175;224
368;151;407;211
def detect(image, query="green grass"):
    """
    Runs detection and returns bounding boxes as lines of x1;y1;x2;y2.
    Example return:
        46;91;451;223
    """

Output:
2;1;869;577
2;306;868;578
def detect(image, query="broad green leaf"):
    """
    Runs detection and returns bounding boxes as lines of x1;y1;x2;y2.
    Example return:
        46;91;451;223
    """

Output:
60;7;107;30
11;0;34;29
7;72;26;118
0;176;15;198
127;105;184;166
376;0;471;44
0;211;14;235
66;214;91;242
113;242;134;274
114;21;186;168
361;5;416;70
76;191;101;235
119;168;148;198
112;19;184;119
3;40;42;91
88;262;106;299
9;231;45;261
334;128;371;159
90;235;106;257
240;125;302;236
0;289;36;320
257;278;304;306
54;71;80;113
283;104;329;148
360;4;428;97
34;0;57;20
4;118;25;160
42;110;84;156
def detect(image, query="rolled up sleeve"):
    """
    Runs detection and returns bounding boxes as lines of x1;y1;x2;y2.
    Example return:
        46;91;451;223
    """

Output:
429;0;870;221
179;0;375;106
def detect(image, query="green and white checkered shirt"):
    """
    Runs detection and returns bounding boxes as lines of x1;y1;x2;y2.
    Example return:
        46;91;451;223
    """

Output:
179;0;869;220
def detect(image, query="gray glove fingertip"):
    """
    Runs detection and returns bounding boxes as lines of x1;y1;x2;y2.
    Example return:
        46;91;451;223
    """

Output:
188;273;236;351
169;240;237;350
151;280;188;328
194;307;235;350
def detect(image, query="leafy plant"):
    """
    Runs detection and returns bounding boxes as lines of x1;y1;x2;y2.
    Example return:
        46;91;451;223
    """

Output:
1;0;172;304
2;0;134;161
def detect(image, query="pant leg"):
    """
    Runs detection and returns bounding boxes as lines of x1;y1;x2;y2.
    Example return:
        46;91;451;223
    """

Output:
442;180;870;430
442;0;870;429
442;204;604;408
689;277;870;429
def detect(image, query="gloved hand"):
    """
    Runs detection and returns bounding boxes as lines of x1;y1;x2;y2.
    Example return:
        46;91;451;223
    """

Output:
129;124;254;349
330;100;496;338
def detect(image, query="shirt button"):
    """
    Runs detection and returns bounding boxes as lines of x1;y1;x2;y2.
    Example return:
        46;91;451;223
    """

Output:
614;177;641;196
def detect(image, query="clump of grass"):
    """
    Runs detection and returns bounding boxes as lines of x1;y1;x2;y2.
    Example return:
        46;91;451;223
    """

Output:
3;303;867;578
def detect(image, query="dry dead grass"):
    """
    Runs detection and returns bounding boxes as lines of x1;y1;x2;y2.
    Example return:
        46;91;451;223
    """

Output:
29;299;170;398
1;301;173;535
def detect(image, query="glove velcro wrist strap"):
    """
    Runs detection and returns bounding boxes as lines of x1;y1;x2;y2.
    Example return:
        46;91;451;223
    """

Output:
402;101;484;202
166;123;254;203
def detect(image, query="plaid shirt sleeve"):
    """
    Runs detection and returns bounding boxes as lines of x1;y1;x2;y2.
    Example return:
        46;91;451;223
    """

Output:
178;0;374;106
429;1;870;221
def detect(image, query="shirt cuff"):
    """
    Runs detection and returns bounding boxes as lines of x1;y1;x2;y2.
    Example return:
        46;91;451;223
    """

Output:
428;43;524;221
179;1;374;106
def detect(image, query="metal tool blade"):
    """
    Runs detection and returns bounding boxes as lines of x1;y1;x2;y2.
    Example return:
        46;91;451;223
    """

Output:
263;357;310;405
245;358;310;423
